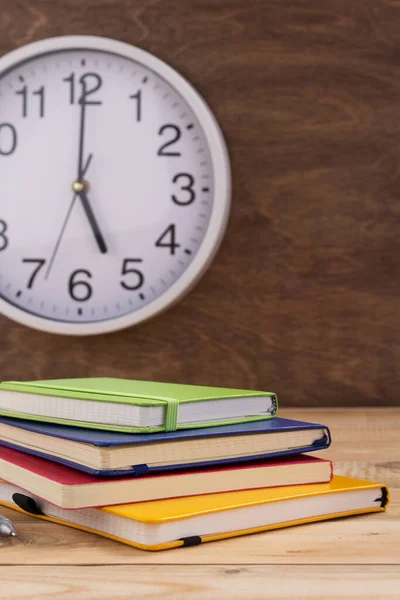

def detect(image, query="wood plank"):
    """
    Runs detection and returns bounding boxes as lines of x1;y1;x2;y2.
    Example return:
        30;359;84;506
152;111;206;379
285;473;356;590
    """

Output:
1;566;399;599
286;408;400;486
0;493;397;565
0;408;398;565
1;1;400;407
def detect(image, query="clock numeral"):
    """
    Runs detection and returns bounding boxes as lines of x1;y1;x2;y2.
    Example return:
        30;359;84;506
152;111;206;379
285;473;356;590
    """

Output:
172;173;196;206
16;85;45;118
0;124;17;156
68;269;93;301
33;86;45;118
129;90;142;122
120;259;144;290
155;224;181;255
16;86;27;117
0;220;8;251
22;259;46;289
80;73;102;105
157;124;181;156
63;72;75;104
63;72;103;105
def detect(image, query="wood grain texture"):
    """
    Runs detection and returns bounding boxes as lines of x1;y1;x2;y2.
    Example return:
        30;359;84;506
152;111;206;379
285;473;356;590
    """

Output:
0;503;397;565
1;566;399;600
0;408;399;599
0;408;398;567
1;1;400;405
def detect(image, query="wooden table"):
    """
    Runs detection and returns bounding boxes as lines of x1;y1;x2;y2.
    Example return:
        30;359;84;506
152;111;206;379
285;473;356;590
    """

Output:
0;408;399;599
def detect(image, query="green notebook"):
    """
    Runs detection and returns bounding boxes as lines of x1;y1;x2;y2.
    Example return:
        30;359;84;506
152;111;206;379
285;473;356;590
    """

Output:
0;378;278;433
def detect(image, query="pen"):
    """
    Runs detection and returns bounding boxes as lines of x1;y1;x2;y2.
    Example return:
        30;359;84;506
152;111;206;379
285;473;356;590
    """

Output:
0;513;17;537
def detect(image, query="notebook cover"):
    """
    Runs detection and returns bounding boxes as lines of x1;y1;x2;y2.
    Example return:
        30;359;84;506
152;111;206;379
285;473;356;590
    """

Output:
0;378;278;433
0;416;331;476
0;475;389;551
0;446;332;508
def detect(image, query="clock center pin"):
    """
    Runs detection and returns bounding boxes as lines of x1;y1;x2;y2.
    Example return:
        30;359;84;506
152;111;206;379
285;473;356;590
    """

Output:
72;180;90;193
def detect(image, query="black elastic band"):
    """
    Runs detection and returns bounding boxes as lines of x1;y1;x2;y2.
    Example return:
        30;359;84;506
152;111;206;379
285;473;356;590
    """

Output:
132;464;149;476
180;535;202;547
12;493;45;515
375;486;389;508
313;432;328;446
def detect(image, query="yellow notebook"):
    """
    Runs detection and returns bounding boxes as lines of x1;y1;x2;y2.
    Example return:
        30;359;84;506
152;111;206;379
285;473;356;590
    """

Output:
0;475;388;551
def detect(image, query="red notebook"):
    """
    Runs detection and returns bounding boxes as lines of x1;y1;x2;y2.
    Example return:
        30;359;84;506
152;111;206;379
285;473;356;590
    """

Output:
0;446;332;509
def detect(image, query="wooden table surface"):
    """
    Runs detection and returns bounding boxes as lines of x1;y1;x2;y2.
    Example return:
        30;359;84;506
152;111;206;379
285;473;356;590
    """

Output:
0;408;399;599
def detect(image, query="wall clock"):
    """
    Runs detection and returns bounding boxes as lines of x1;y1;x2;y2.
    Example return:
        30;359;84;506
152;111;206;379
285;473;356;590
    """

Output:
0;36;230;335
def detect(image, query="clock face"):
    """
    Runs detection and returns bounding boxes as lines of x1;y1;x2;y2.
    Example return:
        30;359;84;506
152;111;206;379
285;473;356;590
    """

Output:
0;37;230;335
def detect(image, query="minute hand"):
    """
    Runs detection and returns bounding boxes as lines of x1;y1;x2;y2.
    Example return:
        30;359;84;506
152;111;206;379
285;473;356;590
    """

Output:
78;188;108;254
77;88;87;180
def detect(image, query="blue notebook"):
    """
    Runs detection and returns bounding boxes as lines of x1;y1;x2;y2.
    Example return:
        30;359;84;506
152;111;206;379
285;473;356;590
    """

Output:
0;416;331;476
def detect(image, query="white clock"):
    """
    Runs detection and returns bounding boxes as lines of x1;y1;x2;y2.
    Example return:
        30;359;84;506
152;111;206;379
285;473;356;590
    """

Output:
0;36;230;335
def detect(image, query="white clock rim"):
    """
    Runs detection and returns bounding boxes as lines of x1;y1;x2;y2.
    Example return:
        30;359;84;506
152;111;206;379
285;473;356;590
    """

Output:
0;35;231;336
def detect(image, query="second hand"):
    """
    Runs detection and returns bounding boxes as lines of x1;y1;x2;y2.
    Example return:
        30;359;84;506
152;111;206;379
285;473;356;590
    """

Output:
45;153;93;280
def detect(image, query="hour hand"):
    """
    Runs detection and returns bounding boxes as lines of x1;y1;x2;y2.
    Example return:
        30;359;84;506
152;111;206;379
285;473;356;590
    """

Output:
75;186;108;254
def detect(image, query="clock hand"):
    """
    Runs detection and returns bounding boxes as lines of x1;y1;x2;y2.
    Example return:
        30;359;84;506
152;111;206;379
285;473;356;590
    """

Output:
73;81;107;253
45;194;77;279
81;152;92;176
76;188;108;254
45;154;93;280
77;90;87;180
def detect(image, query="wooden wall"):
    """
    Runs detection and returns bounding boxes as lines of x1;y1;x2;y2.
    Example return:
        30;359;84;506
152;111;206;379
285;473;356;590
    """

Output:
1;0;399;406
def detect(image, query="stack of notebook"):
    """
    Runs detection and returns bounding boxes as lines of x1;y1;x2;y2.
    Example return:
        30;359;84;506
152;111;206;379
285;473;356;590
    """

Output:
0;378;389;550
